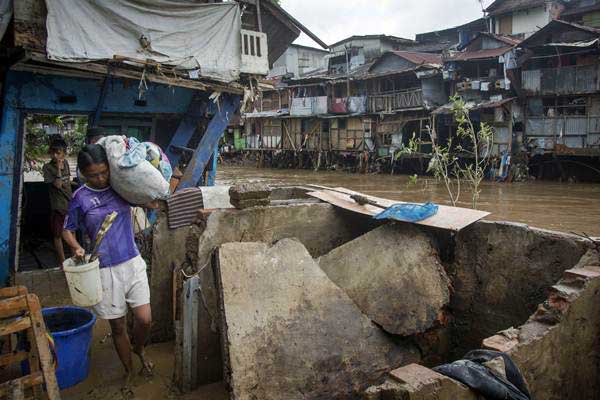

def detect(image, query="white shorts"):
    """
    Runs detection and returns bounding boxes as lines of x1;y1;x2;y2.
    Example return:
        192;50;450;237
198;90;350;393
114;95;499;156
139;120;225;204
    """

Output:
93;255;150;320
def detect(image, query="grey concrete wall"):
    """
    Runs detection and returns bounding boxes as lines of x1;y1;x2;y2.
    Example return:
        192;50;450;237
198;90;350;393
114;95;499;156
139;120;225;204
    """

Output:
151;203;376;388
443;220;590;358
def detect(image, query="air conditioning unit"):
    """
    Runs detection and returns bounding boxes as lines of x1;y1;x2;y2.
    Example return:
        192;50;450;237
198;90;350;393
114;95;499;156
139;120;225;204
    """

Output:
241;30;269;75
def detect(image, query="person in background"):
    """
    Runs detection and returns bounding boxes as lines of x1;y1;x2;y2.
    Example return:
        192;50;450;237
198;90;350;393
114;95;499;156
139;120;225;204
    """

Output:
86;126;106;145
62;144;153;384
42;137;72;265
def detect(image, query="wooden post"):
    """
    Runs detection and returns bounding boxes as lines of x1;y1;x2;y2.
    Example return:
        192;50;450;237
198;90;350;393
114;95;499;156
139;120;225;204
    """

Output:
182;276;200;392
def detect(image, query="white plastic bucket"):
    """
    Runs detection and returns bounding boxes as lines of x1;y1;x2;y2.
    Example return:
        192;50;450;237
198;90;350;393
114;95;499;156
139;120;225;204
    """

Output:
63;257;103;307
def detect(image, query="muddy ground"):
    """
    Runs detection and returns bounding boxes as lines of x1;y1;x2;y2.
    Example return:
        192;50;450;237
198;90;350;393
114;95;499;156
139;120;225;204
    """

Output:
61;319;227;400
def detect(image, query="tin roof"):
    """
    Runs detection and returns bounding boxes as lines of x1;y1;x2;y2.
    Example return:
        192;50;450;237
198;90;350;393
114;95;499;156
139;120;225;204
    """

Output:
444;46;514;61
485;0;547;17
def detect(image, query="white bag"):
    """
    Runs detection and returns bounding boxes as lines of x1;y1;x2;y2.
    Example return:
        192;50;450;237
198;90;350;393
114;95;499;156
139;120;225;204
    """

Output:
98;136;170;205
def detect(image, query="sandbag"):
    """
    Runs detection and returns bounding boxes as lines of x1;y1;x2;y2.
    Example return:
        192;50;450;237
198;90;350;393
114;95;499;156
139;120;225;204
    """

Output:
98;136;171;205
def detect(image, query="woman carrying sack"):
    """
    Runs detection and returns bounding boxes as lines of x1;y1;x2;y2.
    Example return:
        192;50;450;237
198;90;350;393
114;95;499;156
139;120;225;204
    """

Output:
62;144;154;385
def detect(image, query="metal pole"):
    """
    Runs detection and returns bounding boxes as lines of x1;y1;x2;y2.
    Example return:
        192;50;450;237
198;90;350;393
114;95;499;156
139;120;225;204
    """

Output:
207;147;218;186
256;0;263;32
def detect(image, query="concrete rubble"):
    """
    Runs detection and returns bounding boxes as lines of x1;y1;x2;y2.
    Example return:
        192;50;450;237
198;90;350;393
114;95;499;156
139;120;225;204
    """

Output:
215;239;420;400
149;189;600;399
318;224;450;336
228;183;272;209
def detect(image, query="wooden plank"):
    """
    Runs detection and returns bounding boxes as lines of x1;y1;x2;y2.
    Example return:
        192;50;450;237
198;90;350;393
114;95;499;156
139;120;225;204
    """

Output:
307;187;490;231
182;276;200;392
25;295;61;400
0;317;31;336
0;287;28;300
26;52;245;95
0;372;43;396
0;351;30;367
0;296;28;319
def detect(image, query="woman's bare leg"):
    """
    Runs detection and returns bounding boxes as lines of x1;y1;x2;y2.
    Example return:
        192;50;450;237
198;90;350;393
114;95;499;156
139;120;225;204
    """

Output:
108;317;133;379
131;304;153;374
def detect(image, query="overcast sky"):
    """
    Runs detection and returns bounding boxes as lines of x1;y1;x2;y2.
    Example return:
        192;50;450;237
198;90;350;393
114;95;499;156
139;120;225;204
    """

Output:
279;0;495;48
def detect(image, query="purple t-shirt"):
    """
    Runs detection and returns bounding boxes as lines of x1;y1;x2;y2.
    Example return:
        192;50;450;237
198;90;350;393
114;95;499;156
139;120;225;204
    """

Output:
64;185;139;268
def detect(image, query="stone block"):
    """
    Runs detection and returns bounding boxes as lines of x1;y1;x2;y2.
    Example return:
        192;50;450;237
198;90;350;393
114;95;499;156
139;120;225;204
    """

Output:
228;183;271;201
365;364;478;400
318;224;450;336
230;197;270;210
216;239;419;400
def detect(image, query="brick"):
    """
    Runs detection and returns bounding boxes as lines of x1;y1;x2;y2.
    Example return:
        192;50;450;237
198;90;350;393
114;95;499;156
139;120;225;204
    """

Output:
564;266;600;281
483;333;519;353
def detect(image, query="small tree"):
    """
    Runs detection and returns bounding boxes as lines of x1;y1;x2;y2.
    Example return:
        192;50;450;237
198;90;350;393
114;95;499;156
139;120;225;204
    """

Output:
451;96;493;209
427;128;461;207
427;96;494;209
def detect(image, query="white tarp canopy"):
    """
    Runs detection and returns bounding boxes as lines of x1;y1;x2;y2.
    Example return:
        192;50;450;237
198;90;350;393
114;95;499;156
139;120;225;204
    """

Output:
0;0;12;42
45;0;241;82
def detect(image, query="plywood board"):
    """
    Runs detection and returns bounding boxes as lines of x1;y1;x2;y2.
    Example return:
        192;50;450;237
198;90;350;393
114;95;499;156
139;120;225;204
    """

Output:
307;187;490;231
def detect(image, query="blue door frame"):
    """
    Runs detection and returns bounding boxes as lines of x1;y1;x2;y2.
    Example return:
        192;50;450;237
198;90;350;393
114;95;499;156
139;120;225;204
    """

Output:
0;70;204;285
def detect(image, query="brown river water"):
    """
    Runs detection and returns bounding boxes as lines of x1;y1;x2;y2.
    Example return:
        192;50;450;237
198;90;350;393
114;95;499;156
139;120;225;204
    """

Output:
217;166;600;236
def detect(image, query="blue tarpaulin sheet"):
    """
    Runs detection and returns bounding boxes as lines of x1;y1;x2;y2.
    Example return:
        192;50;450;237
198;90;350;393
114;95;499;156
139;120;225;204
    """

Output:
373;202;439;223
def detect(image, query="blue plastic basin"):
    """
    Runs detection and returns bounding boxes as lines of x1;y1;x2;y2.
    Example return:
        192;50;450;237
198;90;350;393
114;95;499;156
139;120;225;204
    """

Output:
42;307;96;389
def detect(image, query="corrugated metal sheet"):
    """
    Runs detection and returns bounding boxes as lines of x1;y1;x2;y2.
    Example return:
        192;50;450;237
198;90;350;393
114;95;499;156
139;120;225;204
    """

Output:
559;136;585;148
167;188;204;229
588;133;600;146
526;65;600;95
522;70;541;93
262;136;281;149
564;117;587;136
290;98;313;116
527;118;559;137
313;96;328;114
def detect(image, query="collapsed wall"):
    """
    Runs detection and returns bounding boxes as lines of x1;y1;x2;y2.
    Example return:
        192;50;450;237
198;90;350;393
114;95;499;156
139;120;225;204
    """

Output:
216;239;420;400
365;251;600;400
151;190;595;397
318;223;450;336
152;202;376;387
446;221;590;357
483;256;600;400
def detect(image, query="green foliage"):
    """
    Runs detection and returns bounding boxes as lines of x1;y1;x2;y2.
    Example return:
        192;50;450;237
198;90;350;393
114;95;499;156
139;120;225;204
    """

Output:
407;174;418;187
23;115;87;172
427;95;494;209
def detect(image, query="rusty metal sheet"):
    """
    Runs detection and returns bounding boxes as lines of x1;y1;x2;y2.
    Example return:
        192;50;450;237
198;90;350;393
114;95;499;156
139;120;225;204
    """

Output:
166;188;204;229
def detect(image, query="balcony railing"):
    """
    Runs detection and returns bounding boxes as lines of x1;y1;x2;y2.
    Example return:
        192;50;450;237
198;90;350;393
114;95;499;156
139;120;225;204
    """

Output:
368;89;424;113
522;64;600;96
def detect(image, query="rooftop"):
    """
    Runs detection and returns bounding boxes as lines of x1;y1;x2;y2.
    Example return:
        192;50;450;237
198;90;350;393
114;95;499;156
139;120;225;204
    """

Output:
485;0;547;17
330;34;416;48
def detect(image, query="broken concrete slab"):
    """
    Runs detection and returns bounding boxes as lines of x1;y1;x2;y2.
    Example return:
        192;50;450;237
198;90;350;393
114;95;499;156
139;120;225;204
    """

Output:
230;197;270;210
364;363;478;400
318;224;450;336
228;183;271;200
216;239;420;400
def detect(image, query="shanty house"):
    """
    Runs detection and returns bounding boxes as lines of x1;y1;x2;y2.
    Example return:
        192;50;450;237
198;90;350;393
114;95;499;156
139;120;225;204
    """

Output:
433;32;521;158
519;19;600;158
0;0;317;288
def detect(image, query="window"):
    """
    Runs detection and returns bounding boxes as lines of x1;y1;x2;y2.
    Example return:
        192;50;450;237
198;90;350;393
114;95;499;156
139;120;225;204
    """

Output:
338;119;347;130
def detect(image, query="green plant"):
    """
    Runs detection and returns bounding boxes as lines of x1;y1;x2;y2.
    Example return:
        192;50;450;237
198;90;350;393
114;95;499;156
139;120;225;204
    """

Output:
451;96;493;209
427;96;494;209
23;115;87;173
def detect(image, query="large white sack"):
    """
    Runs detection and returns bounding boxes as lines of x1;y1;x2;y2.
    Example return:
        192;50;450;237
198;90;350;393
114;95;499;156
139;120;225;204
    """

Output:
98;136;170;205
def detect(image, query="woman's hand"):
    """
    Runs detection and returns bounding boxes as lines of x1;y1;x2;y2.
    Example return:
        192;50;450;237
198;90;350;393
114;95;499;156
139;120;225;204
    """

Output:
74;246;86;260
143;200;161;209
